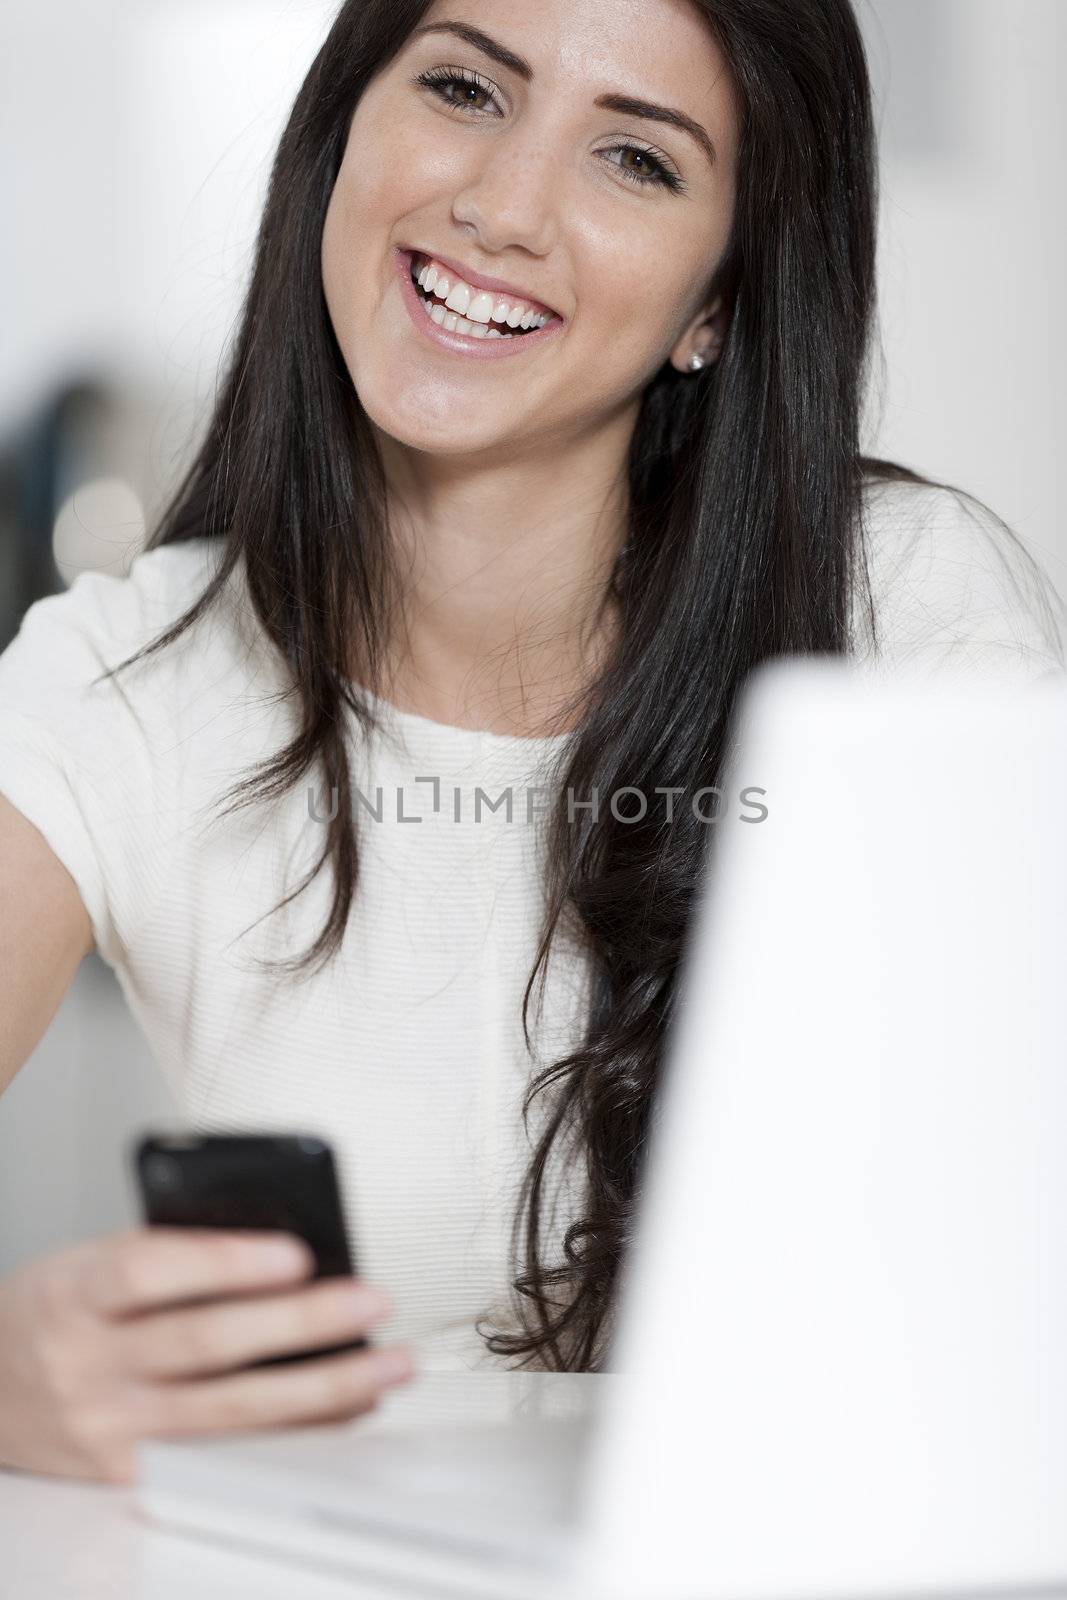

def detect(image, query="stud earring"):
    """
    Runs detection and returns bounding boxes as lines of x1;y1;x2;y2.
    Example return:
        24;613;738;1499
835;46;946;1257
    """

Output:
687;352;707;372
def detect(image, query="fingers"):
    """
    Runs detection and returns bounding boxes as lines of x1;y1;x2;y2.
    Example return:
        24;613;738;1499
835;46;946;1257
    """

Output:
76;1227;314;1318
141;1342;415;1440
118;1277;393;1380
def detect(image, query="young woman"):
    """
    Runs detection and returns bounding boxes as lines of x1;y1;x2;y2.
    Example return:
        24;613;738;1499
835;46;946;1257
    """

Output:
0;0;1062;1485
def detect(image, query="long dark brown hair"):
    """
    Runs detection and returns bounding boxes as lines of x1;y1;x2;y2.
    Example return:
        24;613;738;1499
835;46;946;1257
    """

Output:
95;0;1031;1371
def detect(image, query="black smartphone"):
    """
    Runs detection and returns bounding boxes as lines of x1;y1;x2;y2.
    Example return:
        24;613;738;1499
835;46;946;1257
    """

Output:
132;1131;371;1368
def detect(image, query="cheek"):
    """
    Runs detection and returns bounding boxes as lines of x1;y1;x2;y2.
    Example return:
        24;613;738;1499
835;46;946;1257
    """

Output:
585;256;700;358
328;155;394;261
330;85;456;239
321;192;355;350
322;160;398;344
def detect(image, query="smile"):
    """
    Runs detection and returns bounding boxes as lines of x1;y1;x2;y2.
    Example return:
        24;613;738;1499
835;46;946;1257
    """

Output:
410;250;555;334
395;249;564;362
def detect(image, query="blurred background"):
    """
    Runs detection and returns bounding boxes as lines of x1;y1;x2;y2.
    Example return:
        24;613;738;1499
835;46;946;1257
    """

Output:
1;0;1064;1272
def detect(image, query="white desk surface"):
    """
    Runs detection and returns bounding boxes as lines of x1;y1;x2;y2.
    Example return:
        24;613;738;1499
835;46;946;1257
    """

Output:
6;1466;1067;1600
0;1468;427;1600
0;1369;602;1600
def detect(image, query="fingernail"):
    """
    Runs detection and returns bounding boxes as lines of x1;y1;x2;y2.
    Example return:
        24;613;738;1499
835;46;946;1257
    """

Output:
257;1237;311;1272
374;1347;414;1384
347;1284;391;1321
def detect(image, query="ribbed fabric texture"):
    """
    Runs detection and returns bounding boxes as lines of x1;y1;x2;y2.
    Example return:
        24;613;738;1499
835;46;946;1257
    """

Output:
0;476;1062;1371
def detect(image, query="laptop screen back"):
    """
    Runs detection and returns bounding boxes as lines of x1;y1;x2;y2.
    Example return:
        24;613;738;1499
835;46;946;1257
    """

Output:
573;658;1067;1600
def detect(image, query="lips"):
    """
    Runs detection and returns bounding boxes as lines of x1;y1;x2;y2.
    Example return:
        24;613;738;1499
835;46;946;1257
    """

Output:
394;246;564;361
400;246;561;321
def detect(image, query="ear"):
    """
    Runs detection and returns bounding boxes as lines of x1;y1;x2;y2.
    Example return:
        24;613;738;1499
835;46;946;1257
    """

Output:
669;293;730;374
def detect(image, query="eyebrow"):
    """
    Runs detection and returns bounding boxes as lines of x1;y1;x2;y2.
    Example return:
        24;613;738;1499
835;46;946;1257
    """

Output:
409;20;718;169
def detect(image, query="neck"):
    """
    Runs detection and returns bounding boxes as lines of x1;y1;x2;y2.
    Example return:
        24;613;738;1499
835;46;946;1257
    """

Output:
359;423;632;738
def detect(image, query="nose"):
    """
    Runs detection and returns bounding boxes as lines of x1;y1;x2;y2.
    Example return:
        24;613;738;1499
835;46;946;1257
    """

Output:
449;120;560;260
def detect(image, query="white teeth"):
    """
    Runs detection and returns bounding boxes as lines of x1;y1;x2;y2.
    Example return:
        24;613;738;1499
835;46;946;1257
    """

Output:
467;290;496;324
412;254;553;329
418;292;514;338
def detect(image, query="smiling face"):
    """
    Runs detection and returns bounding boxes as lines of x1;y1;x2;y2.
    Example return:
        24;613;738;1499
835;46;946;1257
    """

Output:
321;0;741;462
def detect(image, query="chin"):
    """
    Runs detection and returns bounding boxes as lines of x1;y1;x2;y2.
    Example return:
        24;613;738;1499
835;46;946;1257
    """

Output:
353;358;511;457
359;396;501;460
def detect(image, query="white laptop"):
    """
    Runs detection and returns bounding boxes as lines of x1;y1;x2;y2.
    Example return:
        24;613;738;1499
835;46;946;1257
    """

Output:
136;655;1067;1600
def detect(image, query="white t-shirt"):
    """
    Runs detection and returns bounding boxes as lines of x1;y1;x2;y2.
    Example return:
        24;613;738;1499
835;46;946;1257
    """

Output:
0;476;1063;1370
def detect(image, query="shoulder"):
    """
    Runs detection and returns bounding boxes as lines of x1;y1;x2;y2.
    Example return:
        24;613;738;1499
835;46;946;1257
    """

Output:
0;539;225;703
0;538;228;966
0;535;242;763
10;537;225;676
105;535;224;623
851;474;1066;685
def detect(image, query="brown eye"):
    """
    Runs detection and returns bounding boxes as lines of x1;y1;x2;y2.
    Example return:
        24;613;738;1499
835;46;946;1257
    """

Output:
603;144;686;194
620;148;664;184
412;66;502;118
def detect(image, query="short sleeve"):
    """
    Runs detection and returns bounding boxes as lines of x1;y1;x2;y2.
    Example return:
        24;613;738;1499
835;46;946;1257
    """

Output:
852;479;1067;687
0;542;220;970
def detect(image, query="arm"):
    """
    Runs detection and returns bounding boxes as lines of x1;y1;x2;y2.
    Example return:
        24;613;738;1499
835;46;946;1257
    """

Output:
0;791;92;1098
0;801;411;1484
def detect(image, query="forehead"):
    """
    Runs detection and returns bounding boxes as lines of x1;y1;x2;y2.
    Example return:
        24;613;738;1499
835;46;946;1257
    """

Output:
411;0;740;160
